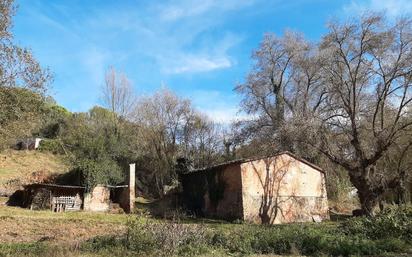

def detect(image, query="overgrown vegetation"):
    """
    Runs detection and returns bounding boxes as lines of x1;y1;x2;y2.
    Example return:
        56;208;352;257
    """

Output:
340;205;412;241
57;106;130;189
80;206;412;256
1;205;410;257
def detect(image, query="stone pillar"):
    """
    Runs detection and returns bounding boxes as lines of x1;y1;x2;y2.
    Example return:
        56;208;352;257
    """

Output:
129;163;136;213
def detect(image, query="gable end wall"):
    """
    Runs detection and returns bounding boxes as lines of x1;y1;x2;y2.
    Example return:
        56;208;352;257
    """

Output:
240;153;329;224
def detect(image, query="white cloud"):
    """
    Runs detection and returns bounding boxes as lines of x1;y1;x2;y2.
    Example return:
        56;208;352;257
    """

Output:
80;47;108;85
158;0;256;21
186;90;253;125
343;0;412;17
24;0;250;78
159;32;242;74
203;107;239;124
163;56;231;74
17;0;255;113
144;1;248;74
159;0;215;21
203;108;254;124
78;1;250;76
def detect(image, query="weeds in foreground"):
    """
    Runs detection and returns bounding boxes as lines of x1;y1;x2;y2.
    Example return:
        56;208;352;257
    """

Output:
79;206;412;257
1;206;412;257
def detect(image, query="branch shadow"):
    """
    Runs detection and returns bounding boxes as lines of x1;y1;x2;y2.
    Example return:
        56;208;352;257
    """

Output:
250;156;301;224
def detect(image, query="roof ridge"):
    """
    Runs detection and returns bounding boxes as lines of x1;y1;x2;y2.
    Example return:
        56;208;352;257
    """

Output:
184;151;323;175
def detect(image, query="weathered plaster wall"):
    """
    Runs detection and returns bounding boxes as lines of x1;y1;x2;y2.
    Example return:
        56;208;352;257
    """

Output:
83;185;110;212
240;154;329;224
180;164;243;220
203;164;243;220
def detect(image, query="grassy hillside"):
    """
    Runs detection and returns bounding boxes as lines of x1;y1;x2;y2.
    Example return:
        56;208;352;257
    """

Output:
0;150;69;195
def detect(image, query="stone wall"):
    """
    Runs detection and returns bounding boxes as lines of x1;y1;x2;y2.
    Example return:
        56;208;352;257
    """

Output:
240;153;329;224
203;164;243;220
180;164;243;220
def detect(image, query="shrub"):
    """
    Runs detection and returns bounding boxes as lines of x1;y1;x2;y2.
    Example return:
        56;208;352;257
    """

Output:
124;217;210;256
341;205;412;240
124;219;158;254
213;228;255;254
76;158;124;190
251;228;291;254
38;139;65;154
209;221;410;257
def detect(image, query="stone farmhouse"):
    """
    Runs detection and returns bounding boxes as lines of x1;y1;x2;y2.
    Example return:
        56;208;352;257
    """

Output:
180;152;329;224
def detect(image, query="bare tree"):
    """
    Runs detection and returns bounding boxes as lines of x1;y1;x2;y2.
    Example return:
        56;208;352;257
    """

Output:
101;66;136;119
235;31;325;157
378;137;412;205
235;32;295;151
311;15;412;215
132;88;223;196
237;15;412;216
182;113;223;168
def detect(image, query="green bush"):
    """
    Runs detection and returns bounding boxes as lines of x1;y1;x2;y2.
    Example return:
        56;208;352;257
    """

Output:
119;218;211;256
341;205;412;240
251;228;291;254
208;220;410;256
215;228;255;254
38;139;65;154
76;158;124;190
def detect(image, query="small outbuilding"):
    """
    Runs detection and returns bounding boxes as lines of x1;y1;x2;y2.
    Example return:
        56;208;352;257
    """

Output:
8;164;136;214
14;183;130;213
179;152;329;224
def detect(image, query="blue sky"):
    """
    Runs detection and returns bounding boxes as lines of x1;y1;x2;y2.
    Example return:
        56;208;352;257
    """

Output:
12;0;412;123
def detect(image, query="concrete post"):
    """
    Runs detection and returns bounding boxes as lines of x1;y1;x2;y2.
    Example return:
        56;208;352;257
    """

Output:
129;163;136;213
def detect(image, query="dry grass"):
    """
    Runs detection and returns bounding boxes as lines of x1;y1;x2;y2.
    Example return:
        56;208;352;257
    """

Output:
0;150;69;195
0;204;303;256
0;205;128;244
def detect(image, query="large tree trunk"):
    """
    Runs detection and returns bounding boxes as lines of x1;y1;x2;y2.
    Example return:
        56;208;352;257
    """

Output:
348;170;381;217
357;187;380;217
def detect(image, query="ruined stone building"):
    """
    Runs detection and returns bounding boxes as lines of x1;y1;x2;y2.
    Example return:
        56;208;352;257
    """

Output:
180;152;329;224
9;164;136;213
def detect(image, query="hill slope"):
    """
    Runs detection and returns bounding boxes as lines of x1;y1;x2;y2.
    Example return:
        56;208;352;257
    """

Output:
0;150;69;196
